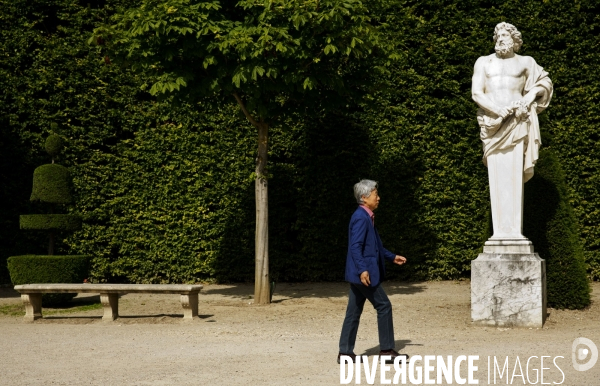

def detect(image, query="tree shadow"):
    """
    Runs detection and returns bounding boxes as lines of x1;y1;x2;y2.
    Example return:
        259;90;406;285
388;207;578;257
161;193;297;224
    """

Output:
275;112;376;282
212;182;255;283
201;283;254;299
41;294;101;309
43;313;215;322
69;294;101;305
372;156;439;281
43;315;102;320
383;281;428;296
44;314;184;320
202;281;427;301
213;111;380;283
523;148;590;309
0;120;47;284
117;314;186;319
523;172;560;259
212;105;440;284
0;288;21;299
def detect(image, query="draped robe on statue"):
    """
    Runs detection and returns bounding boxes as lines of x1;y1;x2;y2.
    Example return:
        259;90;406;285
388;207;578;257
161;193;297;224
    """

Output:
477;58;553;239
477;59;553;183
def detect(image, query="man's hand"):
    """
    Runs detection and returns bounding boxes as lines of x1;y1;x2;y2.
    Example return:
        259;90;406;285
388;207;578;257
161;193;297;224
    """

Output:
393;255;407;266
360;271;370;286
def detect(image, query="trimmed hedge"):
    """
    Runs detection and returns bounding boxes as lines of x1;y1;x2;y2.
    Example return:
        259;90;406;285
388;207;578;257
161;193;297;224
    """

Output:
523;149;591;309
20;214;82;231
0;0;599;287
7;255;90;304
45;134;64;158
30;164;72;204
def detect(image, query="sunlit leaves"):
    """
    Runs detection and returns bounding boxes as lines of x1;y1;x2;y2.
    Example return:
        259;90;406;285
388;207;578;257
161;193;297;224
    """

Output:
92;0;385;119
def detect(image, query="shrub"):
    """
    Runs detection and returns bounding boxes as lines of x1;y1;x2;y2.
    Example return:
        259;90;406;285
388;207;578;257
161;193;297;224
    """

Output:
20;214;82;231
45;134;64;159
7;255;90;305
523;149;591;309
30;164;72;204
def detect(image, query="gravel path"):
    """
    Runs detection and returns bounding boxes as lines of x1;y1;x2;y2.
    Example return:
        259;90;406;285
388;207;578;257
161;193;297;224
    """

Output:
1;281;598;385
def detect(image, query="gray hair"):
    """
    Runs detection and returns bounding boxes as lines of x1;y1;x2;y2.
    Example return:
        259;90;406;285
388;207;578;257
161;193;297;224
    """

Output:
354;179;378;204
493;22;523;52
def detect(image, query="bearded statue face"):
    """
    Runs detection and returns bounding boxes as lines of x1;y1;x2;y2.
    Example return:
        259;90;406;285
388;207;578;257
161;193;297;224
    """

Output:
495;29;514;57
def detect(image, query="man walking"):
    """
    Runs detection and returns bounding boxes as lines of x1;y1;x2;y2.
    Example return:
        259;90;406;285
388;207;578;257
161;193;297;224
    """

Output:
338;179;409;364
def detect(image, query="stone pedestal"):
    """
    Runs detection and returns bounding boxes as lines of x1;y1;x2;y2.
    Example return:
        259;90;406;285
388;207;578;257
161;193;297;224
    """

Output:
471;245;546;328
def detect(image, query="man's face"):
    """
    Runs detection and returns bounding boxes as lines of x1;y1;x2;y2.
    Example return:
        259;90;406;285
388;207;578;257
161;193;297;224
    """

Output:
495;29;514;57
362;189;380;211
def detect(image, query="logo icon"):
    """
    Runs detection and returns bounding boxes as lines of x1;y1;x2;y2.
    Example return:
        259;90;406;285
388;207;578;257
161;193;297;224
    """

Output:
572;337;598;372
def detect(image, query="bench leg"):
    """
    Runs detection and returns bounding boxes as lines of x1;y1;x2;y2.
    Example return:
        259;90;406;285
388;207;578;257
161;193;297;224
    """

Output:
181;293;198;320
100;294;119;321
22;294;42;322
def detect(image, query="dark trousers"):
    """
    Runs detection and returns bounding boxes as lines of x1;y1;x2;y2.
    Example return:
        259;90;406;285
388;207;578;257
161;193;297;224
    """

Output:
339;283;395;354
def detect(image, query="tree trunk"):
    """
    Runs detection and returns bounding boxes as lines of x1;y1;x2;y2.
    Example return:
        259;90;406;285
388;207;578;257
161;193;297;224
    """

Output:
254;122;270;304
232;93;271;305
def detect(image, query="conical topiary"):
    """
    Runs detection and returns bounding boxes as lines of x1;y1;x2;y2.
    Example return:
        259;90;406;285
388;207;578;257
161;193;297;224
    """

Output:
7;134;88;305
481;148;590;309
523;148;591;309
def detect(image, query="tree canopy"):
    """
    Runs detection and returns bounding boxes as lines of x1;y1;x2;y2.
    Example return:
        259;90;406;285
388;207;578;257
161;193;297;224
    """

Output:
92;0;390;118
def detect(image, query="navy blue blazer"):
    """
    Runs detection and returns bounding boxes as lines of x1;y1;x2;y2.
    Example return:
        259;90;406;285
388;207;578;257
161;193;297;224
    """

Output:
345;206;397;286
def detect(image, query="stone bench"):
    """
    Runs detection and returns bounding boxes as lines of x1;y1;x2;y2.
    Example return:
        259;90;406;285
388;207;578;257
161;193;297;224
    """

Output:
14;284;203;322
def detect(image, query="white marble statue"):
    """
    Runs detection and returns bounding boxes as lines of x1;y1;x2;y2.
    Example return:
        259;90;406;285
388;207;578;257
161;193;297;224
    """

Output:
472;22;553;245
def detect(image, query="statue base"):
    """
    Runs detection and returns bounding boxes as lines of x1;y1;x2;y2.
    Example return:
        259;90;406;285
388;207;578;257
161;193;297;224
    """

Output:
483;238;533;253
471;244;546;328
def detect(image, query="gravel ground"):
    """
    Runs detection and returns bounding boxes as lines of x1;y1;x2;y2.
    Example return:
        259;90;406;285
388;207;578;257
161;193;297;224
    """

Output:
1;281;598;385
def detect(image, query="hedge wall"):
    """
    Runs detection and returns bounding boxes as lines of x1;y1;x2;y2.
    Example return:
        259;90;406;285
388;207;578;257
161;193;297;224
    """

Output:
1;0;599;283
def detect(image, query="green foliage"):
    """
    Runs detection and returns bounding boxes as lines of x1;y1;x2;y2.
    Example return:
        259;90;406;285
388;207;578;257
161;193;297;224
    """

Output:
30;164;72;204
7;255;90;305
20;214;82;231
92;0;386;118
70;103;258;283
1;0;599;286
45;134;64;158
524;149;591;309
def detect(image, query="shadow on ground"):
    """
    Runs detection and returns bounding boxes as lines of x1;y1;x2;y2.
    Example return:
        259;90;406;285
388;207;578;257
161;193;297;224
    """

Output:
362;340;423;356
43;316;103;320
0;288;20;299
203;281;428;301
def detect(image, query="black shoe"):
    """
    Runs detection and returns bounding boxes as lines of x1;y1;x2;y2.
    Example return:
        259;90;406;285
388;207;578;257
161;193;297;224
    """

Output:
337;353;358;364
